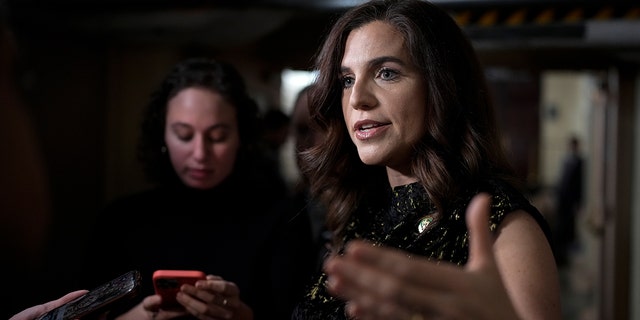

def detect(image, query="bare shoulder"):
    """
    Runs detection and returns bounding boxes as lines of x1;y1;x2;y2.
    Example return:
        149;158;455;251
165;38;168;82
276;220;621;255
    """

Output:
495;209;550;247
493;209;562;319
493;208;555;268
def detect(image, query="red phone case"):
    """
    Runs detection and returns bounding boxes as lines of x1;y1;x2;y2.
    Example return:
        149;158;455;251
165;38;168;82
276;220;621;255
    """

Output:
153;270;206;310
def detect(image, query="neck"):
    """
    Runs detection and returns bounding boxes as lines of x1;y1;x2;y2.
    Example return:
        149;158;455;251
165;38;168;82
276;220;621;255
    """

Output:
385;166;419;187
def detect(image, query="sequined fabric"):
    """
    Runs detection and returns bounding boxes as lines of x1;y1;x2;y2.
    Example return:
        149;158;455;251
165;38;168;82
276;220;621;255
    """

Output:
291;179;549;320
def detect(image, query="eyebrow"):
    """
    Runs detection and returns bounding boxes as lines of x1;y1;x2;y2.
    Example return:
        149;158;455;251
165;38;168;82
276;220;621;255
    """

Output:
170;122;231;132
340;55;407;73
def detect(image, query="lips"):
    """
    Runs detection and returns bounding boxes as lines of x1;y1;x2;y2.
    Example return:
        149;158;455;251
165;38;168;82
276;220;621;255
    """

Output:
188;168;213;180
353;119;387;131
353;119;390;140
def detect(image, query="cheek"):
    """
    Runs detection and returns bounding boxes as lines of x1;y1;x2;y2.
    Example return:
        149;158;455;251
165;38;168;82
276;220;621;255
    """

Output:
166;142;189;168
214;144;239;165
342;106;354;136
402;97;427;137
341;93;350;117
405;115;426;144
212;135;241;167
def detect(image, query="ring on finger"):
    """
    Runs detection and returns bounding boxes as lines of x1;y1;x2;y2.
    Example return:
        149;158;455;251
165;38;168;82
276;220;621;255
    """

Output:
222;298;228;306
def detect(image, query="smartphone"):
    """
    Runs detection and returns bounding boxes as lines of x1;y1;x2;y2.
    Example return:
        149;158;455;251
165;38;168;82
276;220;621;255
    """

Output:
35;270;141;320
153;270;206;310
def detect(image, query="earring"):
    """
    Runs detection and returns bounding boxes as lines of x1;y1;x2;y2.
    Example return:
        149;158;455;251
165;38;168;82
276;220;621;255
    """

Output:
161;146;167;153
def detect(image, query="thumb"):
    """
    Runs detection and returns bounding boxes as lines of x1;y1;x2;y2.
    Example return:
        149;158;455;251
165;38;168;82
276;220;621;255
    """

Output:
465;193;494;270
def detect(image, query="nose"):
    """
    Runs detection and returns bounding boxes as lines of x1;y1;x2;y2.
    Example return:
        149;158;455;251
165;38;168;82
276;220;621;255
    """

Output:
347;78;377;110
192;134;208;161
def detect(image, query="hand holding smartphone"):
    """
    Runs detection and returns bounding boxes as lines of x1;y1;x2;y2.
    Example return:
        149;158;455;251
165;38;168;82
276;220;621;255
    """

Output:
35;270;141;320
153;270;206;310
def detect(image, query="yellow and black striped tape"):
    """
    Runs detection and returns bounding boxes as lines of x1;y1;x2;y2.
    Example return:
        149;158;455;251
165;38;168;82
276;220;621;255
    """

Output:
450;5;640;28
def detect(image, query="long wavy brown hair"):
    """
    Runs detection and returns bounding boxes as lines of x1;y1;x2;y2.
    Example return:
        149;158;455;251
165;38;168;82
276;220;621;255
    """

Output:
300;0;518;249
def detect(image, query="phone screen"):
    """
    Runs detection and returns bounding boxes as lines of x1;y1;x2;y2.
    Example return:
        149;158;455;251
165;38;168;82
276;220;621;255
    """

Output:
36;270;141;320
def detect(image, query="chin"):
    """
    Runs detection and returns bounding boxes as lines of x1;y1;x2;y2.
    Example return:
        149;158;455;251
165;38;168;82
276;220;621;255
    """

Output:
358;154;384;166
185;180;217;190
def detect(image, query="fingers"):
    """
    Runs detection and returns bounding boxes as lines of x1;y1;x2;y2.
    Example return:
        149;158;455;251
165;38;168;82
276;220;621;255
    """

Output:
8;290;90;320
178;277;240;319
40;290;89;314
325;248;447;318
464;193;494;271
195;277;240;297
51;289;89;305
142;294;162;312
334;240;459;290
340;279;435;320
178;291;233;319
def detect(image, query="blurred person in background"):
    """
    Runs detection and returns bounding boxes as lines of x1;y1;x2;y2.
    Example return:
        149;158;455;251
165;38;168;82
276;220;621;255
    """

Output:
553;135;584;266
256;108;291;192
289;84;330;269
80;57;315;320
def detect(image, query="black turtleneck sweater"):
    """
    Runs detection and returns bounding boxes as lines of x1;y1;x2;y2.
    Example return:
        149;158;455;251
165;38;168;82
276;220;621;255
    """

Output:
81;174;316;319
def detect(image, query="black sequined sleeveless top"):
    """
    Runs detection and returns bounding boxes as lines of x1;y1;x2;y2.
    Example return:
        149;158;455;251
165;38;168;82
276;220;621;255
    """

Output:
291;179;550;320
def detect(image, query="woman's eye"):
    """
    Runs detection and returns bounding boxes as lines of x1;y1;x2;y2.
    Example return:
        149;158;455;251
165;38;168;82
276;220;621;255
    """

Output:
172;125;194;141
379;68;398;80
177;134;193;142
208;132;228;143
342;76;354;88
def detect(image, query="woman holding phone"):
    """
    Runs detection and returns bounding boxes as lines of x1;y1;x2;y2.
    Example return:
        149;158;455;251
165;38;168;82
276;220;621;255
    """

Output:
81;58;316;320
